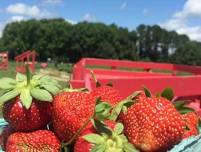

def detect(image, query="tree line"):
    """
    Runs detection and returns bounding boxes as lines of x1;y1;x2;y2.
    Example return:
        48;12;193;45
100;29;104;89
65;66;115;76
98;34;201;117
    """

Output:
0;18;201;65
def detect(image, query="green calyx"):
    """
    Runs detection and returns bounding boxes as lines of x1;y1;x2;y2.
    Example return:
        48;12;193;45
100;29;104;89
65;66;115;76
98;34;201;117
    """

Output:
143;86;175;101
0;67;61;109
109;91;141;121
173;100;195;114
83;122;139;152
95;98;113;121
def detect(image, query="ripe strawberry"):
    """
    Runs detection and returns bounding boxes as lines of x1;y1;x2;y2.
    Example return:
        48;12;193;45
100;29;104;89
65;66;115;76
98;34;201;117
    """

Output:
0;125;15;150
119;94;185;152
52;91;95;142
6;130;60;152
90;85;123;106
74;123;96;152
74;121;138;152
0;69;60;131
3;97;52;132
182;112;199;139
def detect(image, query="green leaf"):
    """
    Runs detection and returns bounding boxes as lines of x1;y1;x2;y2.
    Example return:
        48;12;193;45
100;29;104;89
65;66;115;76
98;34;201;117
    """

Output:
41;84;60;95
124;143;139;152
114;123;124;135
40;77;61;89
119;134;128;142
32;74;43;80
179;107;195;114
110;100;134;121
16;73;26;82
173;101;186;109
95;99;111;120
0;89;20;104
91;144;106;152
0;90;5;96
95;102;112;113
93;119;112;136
127;91;142;100
20;88;32;109
82;133;104;144
0;78;16;90
30;88;52;102
123;101;135;109
161;88;174;101
122;106;128;114
110;103;124;121
143;86;151;97
40;76;58;85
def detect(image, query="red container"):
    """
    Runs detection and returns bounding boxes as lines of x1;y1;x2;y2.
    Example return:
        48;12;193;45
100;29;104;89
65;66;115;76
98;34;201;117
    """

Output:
70;58;201;114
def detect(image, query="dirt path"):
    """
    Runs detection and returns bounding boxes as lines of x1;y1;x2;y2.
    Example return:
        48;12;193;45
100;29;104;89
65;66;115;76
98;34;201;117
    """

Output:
37;68;70;82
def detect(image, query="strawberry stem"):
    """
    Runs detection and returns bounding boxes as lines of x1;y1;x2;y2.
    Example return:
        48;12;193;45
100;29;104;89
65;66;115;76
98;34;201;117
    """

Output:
62;113;95;147
90;70;101;87
25;64;31;86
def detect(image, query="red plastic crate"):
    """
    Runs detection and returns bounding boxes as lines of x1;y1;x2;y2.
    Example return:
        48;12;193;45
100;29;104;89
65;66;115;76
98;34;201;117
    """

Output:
70;58;201;114
15;50;36;73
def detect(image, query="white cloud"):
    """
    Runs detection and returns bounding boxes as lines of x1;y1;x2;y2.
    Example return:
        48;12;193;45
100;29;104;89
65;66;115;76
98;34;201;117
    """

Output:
175;0;201;18
120;2;127;10
83;13;96;22
6;3;52;18
65;19;77;25
0;16;26;37
10;16;25;22
161;0;201;42
43;0;63;4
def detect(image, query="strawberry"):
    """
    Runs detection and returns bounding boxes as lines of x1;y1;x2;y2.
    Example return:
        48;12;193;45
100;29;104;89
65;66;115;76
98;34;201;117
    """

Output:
117;90;185;152
74;123;96;152
52;91;95;142
90;85;123;106
90;71;123;106
3;97;52;132
0;68;60;131
74;121;138;152
182;112;199;139
6;130;60;152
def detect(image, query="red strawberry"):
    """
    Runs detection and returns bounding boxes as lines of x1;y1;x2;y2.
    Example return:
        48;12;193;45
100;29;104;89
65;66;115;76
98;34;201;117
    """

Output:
6;130;60;152
182;112;199;139
118;94;185;152
74;121;138;152
74;123;96;152
3;97;52;132
52;91;95;142
0;69;60;131
90;85;123;106
0;125;15;150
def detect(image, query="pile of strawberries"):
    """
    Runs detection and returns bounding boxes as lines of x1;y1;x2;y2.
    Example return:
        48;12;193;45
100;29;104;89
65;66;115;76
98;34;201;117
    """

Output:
0;69;200;152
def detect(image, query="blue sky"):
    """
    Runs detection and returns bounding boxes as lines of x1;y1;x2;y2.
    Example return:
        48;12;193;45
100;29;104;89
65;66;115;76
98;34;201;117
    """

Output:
0;0;201;41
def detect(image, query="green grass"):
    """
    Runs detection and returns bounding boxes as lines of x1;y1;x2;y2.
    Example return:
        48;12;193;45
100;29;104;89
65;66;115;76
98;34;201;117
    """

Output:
86;64;193;76
0;62;17;78
0;61;72;78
